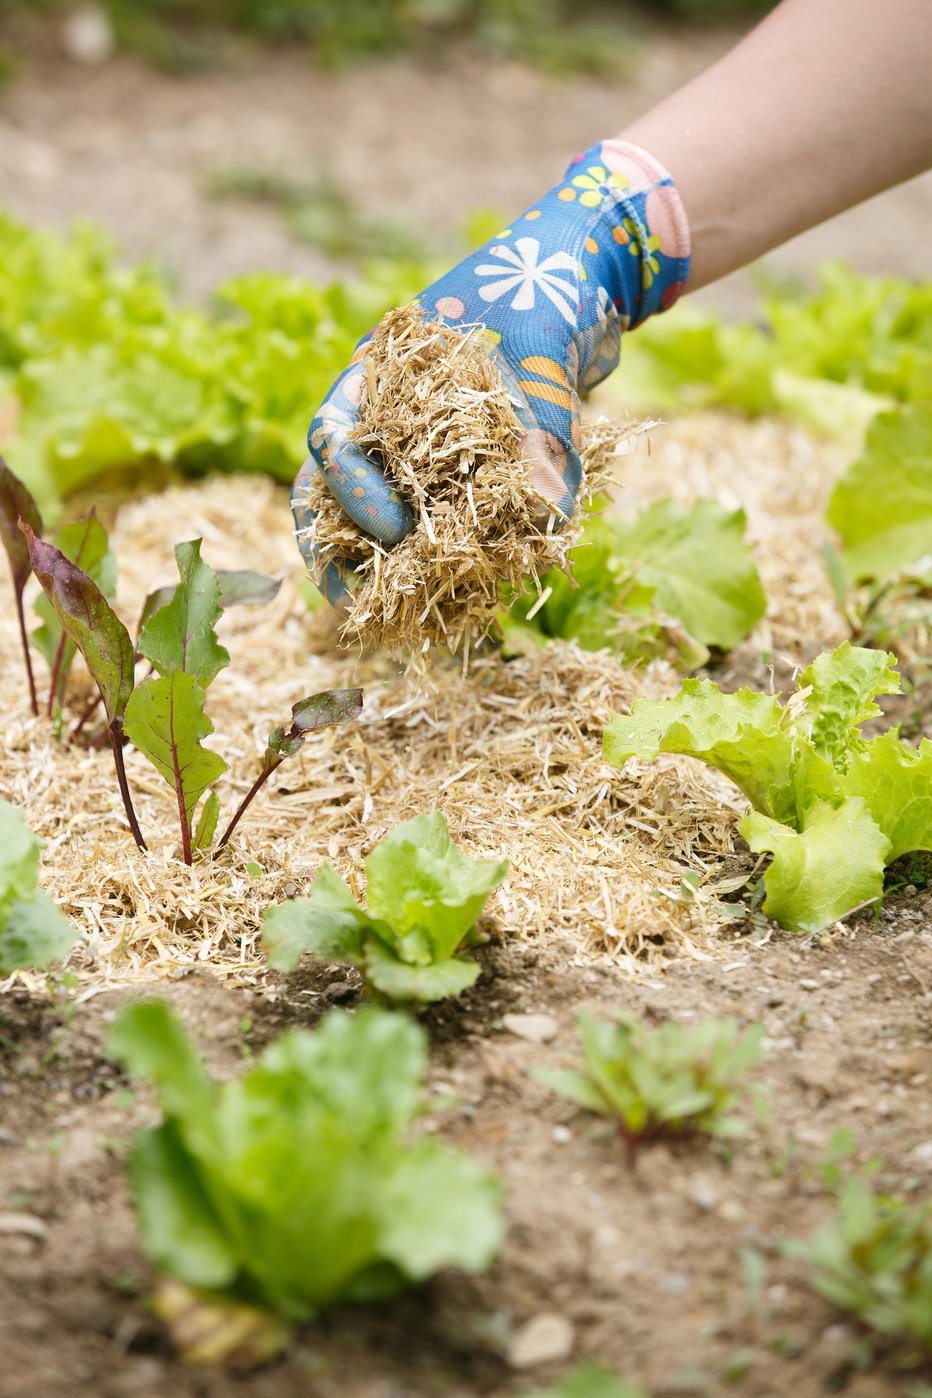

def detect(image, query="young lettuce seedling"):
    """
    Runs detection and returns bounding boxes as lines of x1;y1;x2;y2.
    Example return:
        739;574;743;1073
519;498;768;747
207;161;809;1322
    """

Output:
0;797;78;974
788;1177;932;1356
262;811;508;1004
536;1013;764;1164
107;1001;503;1367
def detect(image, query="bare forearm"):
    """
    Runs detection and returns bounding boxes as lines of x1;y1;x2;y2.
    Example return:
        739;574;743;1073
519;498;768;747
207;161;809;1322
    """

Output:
619;0;932;290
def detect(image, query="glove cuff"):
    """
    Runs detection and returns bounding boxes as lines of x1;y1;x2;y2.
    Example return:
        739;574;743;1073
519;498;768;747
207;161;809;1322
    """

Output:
563;138;691;329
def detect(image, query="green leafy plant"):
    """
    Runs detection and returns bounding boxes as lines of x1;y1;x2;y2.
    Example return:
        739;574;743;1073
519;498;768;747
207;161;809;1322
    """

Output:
0;797;78;974
9;481;361;860
107;1000;503;1365
614;262;931;428
536;1013;764;1163
0;211;431;513
263;811;508;1003
824;405;932;672
604;642;932;932
523;1364;649;1398
790;1177;932;1355
505;497;765;667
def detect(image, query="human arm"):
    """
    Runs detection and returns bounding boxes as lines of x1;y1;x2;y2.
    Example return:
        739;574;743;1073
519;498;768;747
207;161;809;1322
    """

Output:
621;0;932;290
294;0;932;604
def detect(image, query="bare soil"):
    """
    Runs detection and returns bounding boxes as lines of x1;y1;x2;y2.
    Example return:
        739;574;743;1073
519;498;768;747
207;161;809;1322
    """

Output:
3;913;932;1398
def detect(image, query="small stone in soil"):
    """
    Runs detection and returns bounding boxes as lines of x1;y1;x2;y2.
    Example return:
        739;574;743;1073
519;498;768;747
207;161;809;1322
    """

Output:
508;1312;575;1368
502;1012;559;1044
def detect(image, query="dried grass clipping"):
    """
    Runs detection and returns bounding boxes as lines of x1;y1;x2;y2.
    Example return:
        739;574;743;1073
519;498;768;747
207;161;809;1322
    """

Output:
308;303;594;659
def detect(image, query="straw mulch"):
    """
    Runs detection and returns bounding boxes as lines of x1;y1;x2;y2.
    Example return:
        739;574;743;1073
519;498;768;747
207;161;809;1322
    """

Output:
304;304;636;661
0;412;852;991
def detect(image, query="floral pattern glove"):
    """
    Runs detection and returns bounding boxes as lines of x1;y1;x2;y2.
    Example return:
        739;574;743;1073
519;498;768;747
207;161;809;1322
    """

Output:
293;139;690;605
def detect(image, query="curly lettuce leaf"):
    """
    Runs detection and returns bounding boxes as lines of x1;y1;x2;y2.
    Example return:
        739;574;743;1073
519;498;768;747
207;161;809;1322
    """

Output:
800;642;901;770
843;731;932;863
604;681;799;825
600;499;766;651
510;497;764;664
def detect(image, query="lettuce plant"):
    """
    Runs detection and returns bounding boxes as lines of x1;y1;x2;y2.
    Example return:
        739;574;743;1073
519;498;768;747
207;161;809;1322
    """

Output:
536;1014;763;1162
604;642;932;932
263;812;508;1003
107;1001;503;1363
504;497;765;668
0;797;77;974
790;1178;932;1355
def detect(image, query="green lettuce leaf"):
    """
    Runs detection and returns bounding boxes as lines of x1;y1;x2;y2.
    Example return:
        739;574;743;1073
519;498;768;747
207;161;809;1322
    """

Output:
365;812;508;964
603;644;930;933
0;797;78;973
107;1003;502;1321
262;864;370;971
741;800;891;932
843;731;932;863
604;681;798;825
508;497;764;665
599;499;766;650
364;940;482;1003
826;405;932;581
800;642;901;769
261;812;506;1003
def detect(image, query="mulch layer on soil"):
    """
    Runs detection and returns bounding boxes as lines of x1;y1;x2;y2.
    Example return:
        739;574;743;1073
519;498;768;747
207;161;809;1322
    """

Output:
2;412;931;1398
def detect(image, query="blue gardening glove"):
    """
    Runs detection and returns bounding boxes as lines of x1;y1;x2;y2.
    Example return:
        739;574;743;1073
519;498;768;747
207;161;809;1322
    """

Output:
293;138;690;606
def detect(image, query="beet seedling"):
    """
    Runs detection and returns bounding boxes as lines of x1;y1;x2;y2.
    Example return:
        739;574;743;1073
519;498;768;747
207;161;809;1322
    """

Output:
0;453;43;714
9;484;361;861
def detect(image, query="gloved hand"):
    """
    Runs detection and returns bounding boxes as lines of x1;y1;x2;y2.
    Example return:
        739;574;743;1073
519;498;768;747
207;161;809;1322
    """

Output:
292;138;690;606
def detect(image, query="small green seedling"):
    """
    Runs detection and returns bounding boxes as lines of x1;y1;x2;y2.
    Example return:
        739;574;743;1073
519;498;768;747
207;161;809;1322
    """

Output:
605;642;932;932
789;1177;932;1356
107;1001;502;1367
0;797;78;974
262;811;508;1004
537;1013;764;1163
523;1364;649;1397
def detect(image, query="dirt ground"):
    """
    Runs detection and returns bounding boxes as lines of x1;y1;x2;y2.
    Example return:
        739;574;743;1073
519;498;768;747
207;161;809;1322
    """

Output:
2;18;932;1398
1;19;932;315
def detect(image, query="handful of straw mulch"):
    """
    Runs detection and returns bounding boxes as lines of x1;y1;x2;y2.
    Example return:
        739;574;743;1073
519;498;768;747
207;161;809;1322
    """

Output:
306;303;598;660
